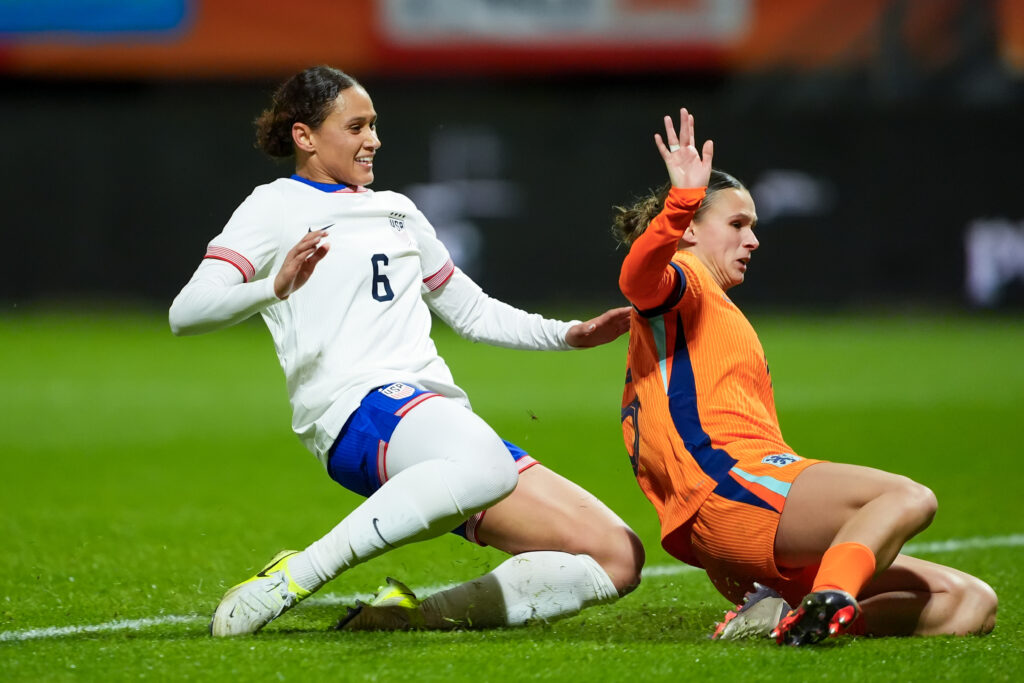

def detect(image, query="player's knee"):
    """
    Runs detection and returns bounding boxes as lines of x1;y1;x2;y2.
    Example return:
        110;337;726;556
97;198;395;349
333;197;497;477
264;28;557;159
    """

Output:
485;455;520;500
457;454;518;513
577;525;645;595
906;480;937;529
467;438;519;507
531;509;644;595
886;476;937;532
959;574;998;635
404;398;519;509
605;528;645;595
446;421;518;501
931;569;998;636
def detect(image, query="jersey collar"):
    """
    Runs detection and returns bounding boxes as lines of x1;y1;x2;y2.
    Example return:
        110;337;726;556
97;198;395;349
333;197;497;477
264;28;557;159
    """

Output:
290;174;367;193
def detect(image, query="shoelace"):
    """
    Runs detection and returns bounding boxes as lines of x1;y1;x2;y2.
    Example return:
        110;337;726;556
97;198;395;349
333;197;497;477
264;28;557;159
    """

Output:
236;570;295;617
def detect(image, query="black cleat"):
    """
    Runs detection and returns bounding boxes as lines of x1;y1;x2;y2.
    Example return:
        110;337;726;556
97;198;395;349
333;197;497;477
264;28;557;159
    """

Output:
771;589;860;646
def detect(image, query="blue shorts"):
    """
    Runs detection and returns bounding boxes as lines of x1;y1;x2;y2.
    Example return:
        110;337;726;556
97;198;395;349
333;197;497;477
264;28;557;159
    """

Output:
327;383;538;545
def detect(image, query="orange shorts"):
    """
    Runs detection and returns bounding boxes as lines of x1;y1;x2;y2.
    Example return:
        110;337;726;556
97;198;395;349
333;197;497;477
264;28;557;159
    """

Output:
662;453;823;606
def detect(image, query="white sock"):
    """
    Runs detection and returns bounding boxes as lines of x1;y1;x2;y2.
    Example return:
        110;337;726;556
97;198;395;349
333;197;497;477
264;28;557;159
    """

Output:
287;397;518;593
418;552;619;628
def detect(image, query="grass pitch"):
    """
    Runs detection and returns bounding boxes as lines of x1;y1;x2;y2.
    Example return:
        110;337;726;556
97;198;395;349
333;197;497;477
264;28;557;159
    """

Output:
1;307;1022;681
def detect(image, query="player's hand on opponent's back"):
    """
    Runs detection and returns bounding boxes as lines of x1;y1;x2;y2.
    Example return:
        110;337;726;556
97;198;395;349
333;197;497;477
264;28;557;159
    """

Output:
565;306;631;348
274;230;330;300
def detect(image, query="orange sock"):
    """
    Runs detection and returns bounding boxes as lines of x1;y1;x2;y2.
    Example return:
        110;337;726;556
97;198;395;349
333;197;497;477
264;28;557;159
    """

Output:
811;542;877;597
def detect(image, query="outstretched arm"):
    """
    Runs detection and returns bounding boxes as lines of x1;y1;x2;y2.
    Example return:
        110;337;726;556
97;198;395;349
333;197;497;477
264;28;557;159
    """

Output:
426;269;629;350
619;109;712;311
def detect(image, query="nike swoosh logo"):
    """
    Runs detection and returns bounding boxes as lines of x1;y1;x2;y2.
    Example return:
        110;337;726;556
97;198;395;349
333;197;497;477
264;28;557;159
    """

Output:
255;552;294;578
372;517;396;549
308;223;334;233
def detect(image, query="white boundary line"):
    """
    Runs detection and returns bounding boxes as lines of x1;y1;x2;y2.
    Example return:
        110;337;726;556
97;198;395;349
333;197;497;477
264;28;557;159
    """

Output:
0;615;203;644
3;533;1021;644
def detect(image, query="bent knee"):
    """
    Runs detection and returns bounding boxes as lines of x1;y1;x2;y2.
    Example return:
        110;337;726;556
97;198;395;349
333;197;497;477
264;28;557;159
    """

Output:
958;574;999;635
930;570;999;636
490;457;520;499
458;439;519;504
542;519;644;595
587;526;645;595
908;481;938;525
461;456;519;511
612;534;646;596
887;476;937;531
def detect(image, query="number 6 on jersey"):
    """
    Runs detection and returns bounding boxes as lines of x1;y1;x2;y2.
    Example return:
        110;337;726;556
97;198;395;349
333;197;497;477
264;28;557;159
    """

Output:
371;254;395;302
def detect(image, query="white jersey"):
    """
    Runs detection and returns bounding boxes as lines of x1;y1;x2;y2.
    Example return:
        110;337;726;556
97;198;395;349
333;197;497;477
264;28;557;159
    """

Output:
170;176;576;465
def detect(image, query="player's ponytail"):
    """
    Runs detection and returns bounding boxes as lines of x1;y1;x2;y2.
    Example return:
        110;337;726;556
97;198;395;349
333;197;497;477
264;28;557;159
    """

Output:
612;183;671;248
254;65;360;158
612;170;746;248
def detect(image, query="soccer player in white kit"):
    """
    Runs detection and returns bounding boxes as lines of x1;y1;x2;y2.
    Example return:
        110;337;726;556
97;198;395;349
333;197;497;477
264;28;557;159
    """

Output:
169;65;644;636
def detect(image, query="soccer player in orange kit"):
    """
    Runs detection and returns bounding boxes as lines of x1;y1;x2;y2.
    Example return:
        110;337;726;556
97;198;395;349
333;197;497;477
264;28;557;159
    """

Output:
614;108;997;645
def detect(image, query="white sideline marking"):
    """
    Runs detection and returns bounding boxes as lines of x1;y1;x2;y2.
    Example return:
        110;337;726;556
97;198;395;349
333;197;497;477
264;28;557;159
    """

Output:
3;533;1021;643
0;615;202;643
903;534;1024;555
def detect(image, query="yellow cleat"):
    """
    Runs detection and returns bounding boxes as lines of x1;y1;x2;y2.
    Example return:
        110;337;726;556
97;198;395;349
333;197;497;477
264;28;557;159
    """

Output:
336;577;425;631
210;550;312;637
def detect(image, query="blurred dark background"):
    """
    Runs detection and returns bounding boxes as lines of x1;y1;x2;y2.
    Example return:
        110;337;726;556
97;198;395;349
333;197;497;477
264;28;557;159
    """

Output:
2;0;1023;310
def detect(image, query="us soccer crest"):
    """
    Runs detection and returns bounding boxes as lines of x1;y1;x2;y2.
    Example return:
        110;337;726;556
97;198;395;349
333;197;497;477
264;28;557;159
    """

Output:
388;212;406;231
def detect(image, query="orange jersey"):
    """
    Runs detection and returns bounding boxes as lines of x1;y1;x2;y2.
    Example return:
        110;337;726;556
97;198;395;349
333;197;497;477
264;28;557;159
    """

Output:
619;187;798;547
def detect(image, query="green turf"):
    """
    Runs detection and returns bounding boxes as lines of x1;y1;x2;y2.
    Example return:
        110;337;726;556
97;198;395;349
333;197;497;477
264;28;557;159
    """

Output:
1;308;1022;681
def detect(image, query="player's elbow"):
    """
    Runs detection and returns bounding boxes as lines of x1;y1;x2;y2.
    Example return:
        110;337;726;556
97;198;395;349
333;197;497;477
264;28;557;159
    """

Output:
168;301;201;336
618;271;640;307
618;260;655;310
168;306;185;336
168;317;190;337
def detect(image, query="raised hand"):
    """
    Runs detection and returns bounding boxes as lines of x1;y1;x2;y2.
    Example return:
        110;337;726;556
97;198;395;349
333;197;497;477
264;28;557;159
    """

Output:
654;107;714;190
274;230;330;299
565;306;632;348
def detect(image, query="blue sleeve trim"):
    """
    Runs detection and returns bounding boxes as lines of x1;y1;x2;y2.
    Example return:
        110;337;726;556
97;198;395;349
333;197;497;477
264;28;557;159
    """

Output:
635;262;687;318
